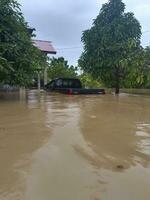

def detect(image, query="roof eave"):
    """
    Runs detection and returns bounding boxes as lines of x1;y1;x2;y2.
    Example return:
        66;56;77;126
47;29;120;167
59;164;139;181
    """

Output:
43;50;57;54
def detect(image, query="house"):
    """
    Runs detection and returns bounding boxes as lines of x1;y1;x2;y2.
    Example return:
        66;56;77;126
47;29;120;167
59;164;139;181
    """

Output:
32;39;57;89
33;40;57;55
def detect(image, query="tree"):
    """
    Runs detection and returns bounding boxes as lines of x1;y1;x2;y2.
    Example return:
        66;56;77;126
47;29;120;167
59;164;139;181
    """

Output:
142;47;150;88
48;57;77;80
79;0;141;94
0;0;47;86
125;47;150;88
79;73;102;88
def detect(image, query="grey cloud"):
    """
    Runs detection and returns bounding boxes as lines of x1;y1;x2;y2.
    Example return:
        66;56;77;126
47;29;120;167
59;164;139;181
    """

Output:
20;0;150;65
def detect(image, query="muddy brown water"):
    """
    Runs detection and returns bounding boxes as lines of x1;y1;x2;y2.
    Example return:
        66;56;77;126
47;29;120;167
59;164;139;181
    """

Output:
0;90;150;200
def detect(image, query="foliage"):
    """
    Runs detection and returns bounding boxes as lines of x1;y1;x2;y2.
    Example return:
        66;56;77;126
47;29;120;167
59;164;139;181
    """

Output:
0;0;47;86
125;47;150;88
48;57;78;80
79;73;102;88
78;0;141;93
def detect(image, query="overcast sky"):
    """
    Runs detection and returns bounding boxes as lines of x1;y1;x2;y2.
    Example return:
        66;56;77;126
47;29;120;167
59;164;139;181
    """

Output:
19;0;150;66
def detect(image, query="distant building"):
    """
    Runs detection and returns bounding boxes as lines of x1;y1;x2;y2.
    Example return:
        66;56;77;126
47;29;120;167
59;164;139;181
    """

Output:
32;39;57;88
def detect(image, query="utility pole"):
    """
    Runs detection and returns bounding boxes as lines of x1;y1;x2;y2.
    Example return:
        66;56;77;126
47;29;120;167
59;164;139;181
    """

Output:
44;67;48;86
38;72;41;91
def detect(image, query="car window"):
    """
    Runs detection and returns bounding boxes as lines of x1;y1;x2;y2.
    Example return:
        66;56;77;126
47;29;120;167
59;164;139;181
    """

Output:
47;80;55;88
56;79;63;87
62;80;69;87
73;80;81;88
61;79;82;88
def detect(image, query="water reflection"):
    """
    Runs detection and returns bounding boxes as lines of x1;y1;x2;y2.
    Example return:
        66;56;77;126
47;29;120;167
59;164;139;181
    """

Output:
0;91;52;200
0;91;150;200
78;95;150;170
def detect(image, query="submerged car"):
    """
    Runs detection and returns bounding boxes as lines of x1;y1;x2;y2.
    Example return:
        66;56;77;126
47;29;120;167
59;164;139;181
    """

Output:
44;78;105;95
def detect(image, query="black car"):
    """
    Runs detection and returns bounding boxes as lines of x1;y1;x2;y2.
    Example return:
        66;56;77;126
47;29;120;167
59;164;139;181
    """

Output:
45;78;105;95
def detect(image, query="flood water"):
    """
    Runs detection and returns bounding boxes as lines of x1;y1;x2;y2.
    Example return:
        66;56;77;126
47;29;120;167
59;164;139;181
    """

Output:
0;90;150;200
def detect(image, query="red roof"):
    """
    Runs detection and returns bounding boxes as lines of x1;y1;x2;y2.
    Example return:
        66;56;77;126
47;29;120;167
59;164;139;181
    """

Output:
33;40;56;54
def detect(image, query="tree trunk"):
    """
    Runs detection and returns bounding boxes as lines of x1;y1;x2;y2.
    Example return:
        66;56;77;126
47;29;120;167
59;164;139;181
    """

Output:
115;67;120;94
115;83;120;94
